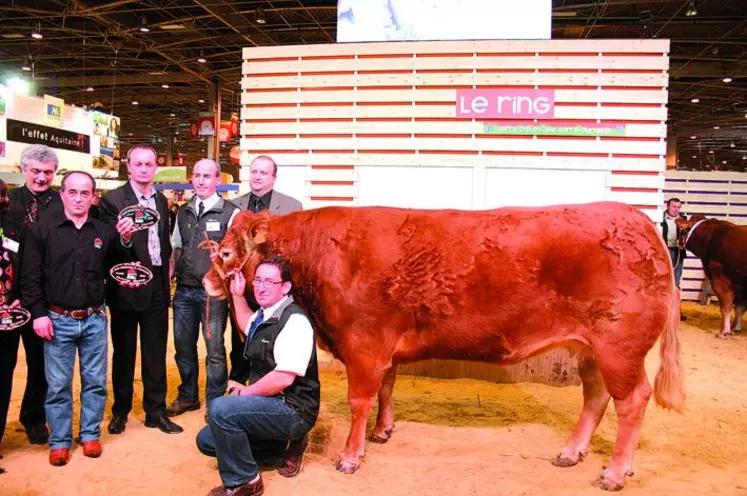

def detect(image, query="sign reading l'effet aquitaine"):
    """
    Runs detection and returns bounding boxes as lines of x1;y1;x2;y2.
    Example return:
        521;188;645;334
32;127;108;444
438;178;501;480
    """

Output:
6;119;90;153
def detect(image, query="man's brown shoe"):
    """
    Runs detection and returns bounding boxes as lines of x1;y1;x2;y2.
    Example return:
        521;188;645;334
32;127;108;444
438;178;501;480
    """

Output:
82;440;102;458
166;399;200;418
207;476;264;496
278;434;309;478
49;449;70;467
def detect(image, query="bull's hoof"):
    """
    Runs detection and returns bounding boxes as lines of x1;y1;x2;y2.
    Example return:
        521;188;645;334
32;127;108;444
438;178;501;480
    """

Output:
592;475;624;492
716;332;733;339
551;449;587;468
369;426;394;444
334;457;360;474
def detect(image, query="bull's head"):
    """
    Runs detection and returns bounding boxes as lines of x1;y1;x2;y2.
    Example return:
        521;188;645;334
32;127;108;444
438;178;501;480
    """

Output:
675;214;706;249
202;210;271;299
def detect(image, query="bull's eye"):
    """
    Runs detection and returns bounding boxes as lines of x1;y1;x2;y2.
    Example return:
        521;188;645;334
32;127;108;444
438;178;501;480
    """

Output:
221;250;233;260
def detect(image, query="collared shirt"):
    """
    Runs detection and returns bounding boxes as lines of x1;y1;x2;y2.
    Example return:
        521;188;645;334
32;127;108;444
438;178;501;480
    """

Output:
129;180;162;266
664;213;678;248
21;209;129;319
170;194;239;249
248;191;273;213
245;295;314;377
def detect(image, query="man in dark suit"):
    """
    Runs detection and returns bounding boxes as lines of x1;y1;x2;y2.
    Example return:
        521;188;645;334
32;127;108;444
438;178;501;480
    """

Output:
99;144;182;435
228;155;303;383
1;144;62;448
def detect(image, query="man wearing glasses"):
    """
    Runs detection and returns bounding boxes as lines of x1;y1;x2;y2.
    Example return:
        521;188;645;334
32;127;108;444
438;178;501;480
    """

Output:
196;255;319;496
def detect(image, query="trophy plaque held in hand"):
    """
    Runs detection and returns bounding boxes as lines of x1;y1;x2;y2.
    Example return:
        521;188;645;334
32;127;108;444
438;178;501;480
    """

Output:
110;263;153;285
118;205;160;231
0;307;31;331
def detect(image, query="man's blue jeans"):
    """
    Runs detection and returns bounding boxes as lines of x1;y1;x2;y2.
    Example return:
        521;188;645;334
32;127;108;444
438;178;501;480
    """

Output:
196;395;311;487
668;247;684;288
44;310;108;450
173;286;228;404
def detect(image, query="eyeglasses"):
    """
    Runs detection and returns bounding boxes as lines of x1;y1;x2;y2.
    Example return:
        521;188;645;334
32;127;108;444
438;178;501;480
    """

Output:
252;278;283;288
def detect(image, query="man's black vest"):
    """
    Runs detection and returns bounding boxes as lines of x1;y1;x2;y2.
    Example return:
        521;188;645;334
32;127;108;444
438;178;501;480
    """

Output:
244;298;320;426
176;197;238;288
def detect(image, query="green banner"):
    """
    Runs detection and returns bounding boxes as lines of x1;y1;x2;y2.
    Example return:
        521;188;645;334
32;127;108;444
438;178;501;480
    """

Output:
0;96;5;116
484;122;626;137
154;168;186;183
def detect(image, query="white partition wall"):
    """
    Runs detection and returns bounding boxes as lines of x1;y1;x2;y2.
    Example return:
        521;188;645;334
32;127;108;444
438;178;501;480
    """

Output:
240;39;670;221
664;170;747;301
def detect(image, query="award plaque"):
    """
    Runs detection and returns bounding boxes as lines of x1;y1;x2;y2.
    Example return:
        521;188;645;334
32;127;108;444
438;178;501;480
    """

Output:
110;263;153;285
118;205;160;231
0;306;31;331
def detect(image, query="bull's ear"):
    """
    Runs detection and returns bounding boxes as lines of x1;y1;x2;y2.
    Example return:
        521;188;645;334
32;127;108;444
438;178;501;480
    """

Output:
252;230;266;245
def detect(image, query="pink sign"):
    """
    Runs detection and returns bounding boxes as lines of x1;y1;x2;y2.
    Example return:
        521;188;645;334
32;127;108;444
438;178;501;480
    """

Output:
456;89;555;119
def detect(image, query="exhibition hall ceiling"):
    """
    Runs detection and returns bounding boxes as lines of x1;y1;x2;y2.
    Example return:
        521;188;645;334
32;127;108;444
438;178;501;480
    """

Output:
0;0;745;170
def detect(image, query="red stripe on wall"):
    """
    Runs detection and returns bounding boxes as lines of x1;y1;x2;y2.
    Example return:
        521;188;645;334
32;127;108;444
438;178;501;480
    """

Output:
300;86;355;91
244;88;296;93
358;69;413;74
475;69;535;73
358;133;411;138
611;187;659;193
302;134;354;138
311;181;355;186
420;150;478;155
611;170;661;176
311;197;355;201
311;165;355;170
303;71;355;76
547;152;608;157
357;117;412;122
417;52;474;58
613;153;661;159
483;151;543;156
358;54;413;59
303;55;355;61
246;72;297;78
538;69;598;73
245;56;297;62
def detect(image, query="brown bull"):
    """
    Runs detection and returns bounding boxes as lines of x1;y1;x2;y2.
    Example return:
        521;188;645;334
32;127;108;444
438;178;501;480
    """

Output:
677;215;747;338
204;201;685;491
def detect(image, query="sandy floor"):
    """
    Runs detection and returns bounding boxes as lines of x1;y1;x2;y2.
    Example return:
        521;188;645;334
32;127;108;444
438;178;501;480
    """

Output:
1;301;746;495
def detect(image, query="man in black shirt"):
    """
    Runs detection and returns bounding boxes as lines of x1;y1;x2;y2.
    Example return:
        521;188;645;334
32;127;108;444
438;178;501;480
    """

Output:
21;171;137;467
3;144;62;447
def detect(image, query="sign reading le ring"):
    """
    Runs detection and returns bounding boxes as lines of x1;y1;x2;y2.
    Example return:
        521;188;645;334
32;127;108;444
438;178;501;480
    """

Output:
0;306;31;331
118;205;160;231
110;263;153;285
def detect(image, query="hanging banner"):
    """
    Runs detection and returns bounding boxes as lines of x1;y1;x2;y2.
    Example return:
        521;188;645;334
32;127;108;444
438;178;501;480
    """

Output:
154;167;187;183
92;111;120;172
456;89;555;120
6;119;90;153
44;95;64;127
219;121;233;142
198;116;215;136
189;121;200;139
0;96;5;116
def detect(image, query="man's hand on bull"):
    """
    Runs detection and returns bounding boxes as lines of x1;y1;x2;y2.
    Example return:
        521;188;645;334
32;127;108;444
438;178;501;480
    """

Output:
230;271;247;297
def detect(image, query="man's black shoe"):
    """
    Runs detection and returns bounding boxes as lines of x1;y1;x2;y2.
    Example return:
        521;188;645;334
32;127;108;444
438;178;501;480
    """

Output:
25;424;50;445
145;415;183;434
108;415;128;435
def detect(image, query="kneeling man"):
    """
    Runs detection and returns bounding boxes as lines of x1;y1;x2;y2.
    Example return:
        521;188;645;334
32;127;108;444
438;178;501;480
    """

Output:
197;256;319;496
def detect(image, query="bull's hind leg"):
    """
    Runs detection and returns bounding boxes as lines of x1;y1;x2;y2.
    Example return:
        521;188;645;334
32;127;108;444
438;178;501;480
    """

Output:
553;358;611;468
593;365;652;491
335;360;388;474
733;304;745;334
370;366;397;443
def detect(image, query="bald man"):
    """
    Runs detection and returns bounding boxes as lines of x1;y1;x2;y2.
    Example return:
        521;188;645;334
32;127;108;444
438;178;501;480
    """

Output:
167;159;239;419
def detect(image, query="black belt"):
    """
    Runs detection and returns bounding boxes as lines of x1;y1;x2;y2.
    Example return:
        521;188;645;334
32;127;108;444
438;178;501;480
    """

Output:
48;304;104;320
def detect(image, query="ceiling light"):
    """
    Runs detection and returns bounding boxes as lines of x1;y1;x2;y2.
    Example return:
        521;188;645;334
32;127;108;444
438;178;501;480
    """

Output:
255;8;267;25
730;142;736;148
742;156;746;160
685;1;698;17
6;77;30;95
708;150;714;154
161;84;169;89
692;155;697;159
722;77;732;83
86;86;94;92
198;99;205;103
128;132;133;136
139;16;150;33
722;160;727;164
690;97;699;103
197;50;207;63
169;113;176;117
21;58;31;71
160;23;186;30
175;131;180;135
132;101;139;105
713;126;720;129
690;135;696;139
30;23;42;39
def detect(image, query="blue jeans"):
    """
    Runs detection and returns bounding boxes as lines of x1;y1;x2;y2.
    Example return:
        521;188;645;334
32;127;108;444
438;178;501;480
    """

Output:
198;395;310;487
44;310;108;450
173;286;228;404
668;247;684;288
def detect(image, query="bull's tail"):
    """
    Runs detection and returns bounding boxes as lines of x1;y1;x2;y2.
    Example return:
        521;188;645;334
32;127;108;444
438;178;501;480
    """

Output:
653;284;686;413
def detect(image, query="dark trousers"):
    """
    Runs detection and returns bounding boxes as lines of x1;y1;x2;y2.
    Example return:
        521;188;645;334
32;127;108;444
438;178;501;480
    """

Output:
109;270;169;419
0;323;47;445
228;315;250;384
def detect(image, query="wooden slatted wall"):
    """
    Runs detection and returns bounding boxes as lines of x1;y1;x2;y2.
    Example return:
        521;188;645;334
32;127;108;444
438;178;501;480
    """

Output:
240;40;670;386
664;170;747;301
241;39;669;221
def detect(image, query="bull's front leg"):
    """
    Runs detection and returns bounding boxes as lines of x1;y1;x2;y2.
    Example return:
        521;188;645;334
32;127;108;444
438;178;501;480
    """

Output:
718;299;734;339
335;361;388;474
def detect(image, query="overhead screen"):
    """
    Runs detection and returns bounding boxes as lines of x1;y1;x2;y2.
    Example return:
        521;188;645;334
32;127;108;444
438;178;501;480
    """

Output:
337;0;552;43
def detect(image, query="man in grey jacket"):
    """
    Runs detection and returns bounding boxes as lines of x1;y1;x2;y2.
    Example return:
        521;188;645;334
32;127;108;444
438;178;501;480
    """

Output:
232;155;302;214
229;155;302;384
